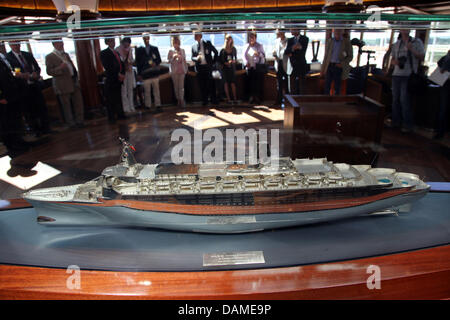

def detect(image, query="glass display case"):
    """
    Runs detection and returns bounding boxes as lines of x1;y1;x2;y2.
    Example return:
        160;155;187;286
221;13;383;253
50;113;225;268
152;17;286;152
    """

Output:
0;9;448;299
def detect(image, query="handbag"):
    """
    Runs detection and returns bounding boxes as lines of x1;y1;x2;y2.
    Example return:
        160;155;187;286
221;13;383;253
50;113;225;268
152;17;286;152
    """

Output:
255;63;268;74
407;43;427;93
212;70;222;80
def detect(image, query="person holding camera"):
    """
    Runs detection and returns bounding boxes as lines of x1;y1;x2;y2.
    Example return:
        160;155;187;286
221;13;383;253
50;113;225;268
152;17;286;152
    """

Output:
390;29;425;133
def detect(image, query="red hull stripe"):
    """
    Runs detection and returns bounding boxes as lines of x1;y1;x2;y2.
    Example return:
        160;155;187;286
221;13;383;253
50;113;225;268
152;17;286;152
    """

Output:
56;187;416;216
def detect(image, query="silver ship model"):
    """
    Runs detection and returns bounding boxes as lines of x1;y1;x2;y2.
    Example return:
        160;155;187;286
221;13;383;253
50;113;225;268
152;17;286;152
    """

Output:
23;138;430;233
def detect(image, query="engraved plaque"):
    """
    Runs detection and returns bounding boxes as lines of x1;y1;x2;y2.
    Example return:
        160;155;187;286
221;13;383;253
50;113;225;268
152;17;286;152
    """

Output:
203;251;265;267
206;216;256;225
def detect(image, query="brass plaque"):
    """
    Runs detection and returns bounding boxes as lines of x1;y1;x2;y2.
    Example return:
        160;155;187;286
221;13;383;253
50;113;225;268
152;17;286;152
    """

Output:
203;251;265;267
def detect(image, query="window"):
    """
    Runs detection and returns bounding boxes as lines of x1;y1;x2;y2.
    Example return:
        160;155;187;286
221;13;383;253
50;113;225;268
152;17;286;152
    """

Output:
425;23;450;75
304;31;326;65
356;30;391;69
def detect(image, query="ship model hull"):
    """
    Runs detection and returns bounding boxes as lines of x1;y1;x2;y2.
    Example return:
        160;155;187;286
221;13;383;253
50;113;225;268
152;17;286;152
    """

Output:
26;184;428;234
23;139;430;233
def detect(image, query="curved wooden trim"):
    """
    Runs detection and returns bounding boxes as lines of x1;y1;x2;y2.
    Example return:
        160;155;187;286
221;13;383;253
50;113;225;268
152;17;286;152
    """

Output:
59;187;415;215
0;199;32;211
1;245;449;299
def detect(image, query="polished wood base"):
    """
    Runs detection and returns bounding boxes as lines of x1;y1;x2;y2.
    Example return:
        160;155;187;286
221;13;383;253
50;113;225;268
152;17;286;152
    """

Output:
1;245;448;299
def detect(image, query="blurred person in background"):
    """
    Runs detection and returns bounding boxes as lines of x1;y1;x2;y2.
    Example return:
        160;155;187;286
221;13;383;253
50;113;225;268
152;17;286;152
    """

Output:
273;30;290;105
390;29;425;133
45;38;85;128
286;28;309;95
100;38;126;124
192;31;218;106
434;50;450;140
219;34;238;104
0;42;28;156
168;35;188;108
7;42;50;136
136;33;162;112
321;29;353;96
244;32;265;104
117;37;136;113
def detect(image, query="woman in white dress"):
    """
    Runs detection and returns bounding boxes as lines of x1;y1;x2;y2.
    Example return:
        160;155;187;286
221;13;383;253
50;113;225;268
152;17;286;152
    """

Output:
117;37;136;113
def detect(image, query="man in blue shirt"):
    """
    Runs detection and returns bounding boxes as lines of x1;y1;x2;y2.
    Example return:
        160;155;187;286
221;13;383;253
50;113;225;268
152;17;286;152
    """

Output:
321;29;353;95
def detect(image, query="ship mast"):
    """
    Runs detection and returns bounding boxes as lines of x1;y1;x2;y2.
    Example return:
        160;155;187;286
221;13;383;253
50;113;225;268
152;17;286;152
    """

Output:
119;137;137;166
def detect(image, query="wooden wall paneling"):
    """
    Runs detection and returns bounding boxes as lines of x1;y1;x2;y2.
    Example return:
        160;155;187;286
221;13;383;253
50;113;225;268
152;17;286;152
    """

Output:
212;0;244;10
75;39;102;110
278;0;312;7
35;0;56;10
92;38;104;74
263;73;277;102
309;0;325;5
0;0;36;10
159;73;176;104
42;86;64;123
98;0;113;11
111;0;147;11
180;0;212;10
245;0;277;8
146;0;180;11
0;245;448;299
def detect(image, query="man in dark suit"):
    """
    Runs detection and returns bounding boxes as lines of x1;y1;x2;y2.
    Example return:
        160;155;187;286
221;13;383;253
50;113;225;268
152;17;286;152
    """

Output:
7;42;50;136
191;32;218;106
135;33;162;112
0;43;28;156
285;29;309;95
100;38;126;123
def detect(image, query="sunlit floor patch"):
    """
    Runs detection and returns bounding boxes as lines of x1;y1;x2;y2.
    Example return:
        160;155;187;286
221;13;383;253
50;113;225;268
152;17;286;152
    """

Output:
210;109;260;125
251;108;284;121
175;112;229;130
0;156;61;190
